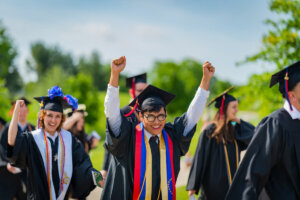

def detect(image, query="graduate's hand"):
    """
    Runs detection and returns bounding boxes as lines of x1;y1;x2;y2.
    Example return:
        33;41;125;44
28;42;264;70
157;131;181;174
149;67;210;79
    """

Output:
7;163;17;174
111;56;126;75
100;170;107;180
203;61;215;80
200;61;215;90
188;190;196;196
109;56;126;87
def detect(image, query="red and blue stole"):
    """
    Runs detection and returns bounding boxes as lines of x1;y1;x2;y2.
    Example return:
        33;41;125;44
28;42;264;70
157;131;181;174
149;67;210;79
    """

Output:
133;123;176;200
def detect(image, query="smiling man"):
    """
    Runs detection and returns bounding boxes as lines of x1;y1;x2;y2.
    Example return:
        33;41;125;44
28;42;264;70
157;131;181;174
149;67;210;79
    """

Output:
101;56;214;200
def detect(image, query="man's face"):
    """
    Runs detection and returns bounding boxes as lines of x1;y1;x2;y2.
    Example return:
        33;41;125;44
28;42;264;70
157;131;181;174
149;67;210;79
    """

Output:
290;82;300;111
129;82;148;99
18;105;29;122
139;107;167;135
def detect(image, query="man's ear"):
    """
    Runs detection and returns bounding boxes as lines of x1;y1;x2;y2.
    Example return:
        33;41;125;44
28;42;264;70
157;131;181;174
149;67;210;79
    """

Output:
139;112;143;121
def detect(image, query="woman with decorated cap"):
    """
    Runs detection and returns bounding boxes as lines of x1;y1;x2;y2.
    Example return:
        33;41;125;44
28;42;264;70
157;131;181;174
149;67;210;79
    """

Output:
226;61;300;200
7;86;102;200
186;87;255;200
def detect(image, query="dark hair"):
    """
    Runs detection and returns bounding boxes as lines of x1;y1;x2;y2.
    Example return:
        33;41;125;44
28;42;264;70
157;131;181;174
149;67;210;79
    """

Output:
208;103;235;144
141;104;166;115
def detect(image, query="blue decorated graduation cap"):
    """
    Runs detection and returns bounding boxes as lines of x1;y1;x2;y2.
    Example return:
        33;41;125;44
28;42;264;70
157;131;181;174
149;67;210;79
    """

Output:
207;86;236;118
34;86;78;113
126;85;175;116
270;61;300;111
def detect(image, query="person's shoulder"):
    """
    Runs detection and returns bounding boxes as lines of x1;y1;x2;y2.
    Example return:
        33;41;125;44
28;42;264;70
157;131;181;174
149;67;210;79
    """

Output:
120;105;132;114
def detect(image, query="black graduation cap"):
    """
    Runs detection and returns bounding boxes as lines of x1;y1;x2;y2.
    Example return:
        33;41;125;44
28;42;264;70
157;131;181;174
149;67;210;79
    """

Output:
126;73;147;88
207;86;236;108
11;97;31;106
128;85;175;110
270;61;300;96
34;96;72;113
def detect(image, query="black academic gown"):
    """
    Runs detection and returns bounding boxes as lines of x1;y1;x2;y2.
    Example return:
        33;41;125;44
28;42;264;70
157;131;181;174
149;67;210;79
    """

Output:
6;129;96;200
186;119;255;200
101;113;196;200
226;108;300;200
101;105;138;171
0;123;35;200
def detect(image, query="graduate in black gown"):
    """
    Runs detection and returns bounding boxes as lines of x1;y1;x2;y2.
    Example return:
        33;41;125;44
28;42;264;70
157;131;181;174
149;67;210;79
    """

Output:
186;87;255;200
6;86;101;200
226;61;300;200
101;73;148;180
101;56;215;200
0;97;35;200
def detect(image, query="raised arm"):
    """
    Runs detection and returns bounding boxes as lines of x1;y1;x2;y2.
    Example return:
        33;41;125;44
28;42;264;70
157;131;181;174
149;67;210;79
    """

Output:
8;100;24;146
184;61;215;135
104;56;126;136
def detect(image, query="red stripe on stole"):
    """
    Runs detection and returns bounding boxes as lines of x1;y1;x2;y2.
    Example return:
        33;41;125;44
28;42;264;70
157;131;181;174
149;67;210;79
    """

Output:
167;133;176;200
133;124;142;200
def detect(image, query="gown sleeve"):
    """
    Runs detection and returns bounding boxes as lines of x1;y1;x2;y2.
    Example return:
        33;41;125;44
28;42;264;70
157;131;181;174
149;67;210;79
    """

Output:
104;113;133;158
70;136;96;198
234;119;255;150
186;124;214;194
6;127;29;169
226;117;283;200
102;148;111;170
165;113;197;156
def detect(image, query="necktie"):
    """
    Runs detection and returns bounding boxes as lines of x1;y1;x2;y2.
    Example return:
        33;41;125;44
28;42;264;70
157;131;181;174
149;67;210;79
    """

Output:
48;137;60;197
149;135;161;200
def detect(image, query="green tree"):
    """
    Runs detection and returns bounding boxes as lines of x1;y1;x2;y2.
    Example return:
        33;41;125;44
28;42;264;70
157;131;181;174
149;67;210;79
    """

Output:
237;0;300;117
150;58;231;115
0;21;23;94
26;41;76;80
0;79;11;121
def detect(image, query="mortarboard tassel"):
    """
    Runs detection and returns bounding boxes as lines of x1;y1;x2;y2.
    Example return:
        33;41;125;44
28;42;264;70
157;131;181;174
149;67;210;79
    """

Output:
220;95;225;120
124;99;138;117
284;70;293;111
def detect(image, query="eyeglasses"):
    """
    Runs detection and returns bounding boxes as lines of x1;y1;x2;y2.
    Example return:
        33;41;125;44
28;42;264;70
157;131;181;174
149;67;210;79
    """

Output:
143;114;166;122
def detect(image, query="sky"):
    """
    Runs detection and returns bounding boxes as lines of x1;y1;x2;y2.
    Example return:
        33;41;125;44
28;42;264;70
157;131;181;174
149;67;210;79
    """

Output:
0;0;276;84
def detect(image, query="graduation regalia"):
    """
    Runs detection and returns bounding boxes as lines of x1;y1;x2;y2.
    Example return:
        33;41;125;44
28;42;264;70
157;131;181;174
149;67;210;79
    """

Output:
101;85;197;200
226;62;300;200
186;121;254;200
7;128;95;200
186;87;255;200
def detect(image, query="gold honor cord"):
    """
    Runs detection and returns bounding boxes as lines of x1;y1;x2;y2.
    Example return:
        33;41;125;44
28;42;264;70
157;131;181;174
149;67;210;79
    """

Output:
223;139;239;185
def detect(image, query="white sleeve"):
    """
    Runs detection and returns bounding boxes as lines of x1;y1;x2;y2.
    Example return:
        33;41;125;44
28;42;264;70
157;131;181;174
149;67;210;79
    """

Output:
183;87;210;136
104;84;121;137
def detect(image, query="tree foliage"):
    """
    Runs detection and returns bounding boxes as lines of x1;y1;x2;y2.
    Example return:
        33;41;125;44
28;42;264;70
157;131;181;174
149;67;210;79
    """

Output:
237;0;300;117
26;42;76;80
150;58;231;115
0;21;23;95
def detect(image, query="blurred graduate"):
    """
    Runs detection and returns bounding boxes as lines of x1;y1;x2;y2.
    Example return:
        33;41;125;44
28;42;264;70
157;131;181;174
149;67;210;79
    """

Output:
186;87;255;200
226;61;300;199
101;73;148;181
101;56;214;200
0;97;35;200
